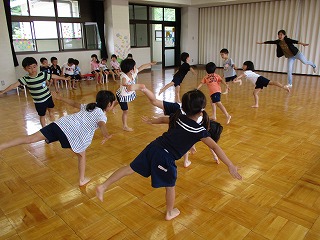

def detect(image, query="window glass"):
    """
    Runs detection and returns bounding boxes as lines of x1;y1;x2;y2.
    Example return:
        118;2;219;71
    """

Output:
60;23;83;49
130;24;136;46
12;22;36;52
34;21;59;51
164;8;175;21
10;0;29;16
134;5;147;20
57;0;80;17
129;5;134;20
85;23;100;49
136;24;148;47
29;0;55;17
150;7;163;21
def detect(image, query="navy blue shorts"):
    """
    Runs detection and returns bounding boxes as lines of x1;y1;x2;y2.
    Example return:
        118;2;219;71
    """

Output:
64;73;75;80
163;101;180;115
130;143;177;188
91;70;100;74
116;95;128;111
172;77;182;87
34;96;55;116
40;122;71;149
255;76;270;89
225;75;237;82
210;92;221;103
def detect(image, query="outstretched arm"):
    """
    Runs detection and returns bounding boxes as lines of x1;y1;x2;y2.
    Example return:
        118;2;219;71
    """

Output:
298;41;309;47
201;137;242;180
138;61;157;72
233;73;245;85
0;81;21;95
51;91;81;109
98;121;112;144
196;83;203;90
190;67;197;76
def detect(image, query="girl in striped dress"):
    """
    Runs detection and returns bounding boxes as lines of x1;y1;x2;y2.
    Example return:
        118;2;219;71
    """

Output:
115;58;156;131
0;90;116;186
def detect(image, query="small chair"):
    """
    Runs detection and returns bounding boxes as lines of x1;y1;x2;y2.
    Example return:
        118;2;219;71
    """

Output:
16;85;27;97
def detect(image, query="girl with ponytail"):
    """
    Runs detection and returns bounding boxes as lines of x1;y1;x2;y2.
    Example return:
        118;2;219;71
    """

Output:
96;89;241;221
0;90;116;186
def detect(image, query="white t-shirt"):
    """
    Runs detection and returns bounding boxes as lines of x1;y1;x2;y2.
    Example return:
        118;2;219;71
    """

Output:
55;104;107;153
244;70;260;85
62;63;75;75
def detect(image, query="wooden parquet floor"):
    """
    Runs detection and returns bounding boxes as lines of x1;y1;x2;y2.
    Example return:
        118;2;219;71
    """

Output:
0;66;319;240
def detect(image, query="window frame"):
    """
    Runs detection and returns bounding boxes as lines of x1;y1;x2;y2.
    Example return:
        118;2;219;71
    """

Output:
10;0;99;54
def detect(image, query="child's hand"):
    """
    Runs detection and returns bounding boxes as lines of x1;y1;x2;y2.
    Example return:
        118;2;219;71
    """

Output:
141;116;153;124
228;165;242;180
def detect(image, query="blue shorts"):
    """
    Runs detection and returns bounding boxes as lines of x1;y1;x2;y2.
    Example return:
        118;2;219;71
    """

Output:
116;95;128;111
172;77;182;87
255;76;270;89
163;101;180;115
40;122;71;149
34;96;55;116
210;92;221;103
225;75;237;82
130;143;177;188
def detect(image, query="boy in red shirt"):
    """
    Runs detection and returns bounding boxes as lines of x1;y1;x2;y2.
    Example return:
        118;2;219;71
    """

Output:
197;62;231;124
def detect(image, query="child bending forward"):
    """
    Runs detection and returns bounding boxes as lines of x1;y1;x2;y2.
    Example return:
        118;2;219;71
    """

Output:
96;90;242;221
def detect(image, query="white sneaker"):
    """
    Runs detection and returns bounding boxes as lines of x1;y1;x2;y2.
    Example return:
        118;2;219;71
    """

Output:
286;84;293;88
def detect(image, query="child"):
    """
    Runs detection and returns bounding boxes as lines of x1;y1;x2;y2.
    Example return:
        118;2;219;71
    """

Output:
257;29;317;88
0;57;69;127
141;87;223;166
220;48;237;94
0;90;115;186
62;58;75;89
99;58;114;82
234;61;290;108
110;54;121;80
96;90;242;221
73;59;81;89
126;53;133;59
197;62;231;124
91;54;102;84
50;56;62;92
40;57;51;74
158;52;196;102
114;58;156;131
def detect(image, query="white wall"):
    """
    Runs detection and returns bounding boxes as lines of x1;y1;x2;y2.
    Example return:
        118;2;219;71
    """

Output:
181;7;199;65
151;24;162;62
131;48;151;67
14;50;100;79
0;0;18;90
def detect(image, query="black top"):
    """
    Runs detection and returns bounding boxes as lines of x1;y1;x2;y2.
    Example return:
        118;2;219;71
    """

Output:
264;36;299;58
50;65;62;75
174;62;190;80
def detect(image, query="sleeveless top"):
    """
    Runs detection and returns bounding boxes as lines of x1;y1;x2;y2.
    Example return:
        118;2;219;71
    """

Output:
116;69;138;102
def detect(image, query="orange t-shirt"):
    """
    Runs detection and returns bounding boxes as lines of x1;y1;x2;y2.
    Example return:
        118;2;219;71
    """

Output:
201;73;222;95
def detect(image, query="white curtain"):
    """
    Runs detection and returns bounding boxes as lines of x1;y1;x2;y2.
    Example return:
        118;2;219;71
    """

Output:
199;0;320;75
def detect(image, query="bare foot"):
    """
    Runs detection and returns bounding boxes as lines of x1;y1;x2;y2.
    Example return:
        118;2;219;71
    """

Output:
96;185;105;202
123;126;133;132
284;86;290;93
226;115;231;124
214;156;220;164
251;105;259;108
184;159;191;168
165;208;180;220
79;177;91;186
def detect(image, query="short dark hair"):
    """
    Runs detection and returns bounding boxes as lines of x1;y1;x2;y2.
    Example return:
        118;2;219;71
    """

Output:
220;48;229;54
50;57;57;62
127;53;133;58
68;58;74;64
111;54;117;59
73;59;79;65
278;29;286;35
205;62;216;74
180;52;189;62
243;61;255;71
22;57;37;68
40;57;47;63
120;58;135;73
101;58;107;61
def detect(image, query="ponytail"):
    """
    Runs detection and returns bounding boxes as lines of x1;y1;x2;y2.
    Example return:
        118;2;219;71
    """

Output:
201;110;210;130
86;90;116;112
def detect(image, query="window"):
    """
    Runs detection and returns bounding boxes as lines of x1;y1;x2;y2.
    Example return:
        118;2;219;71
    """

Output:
10;0;98;53
150;7;163;21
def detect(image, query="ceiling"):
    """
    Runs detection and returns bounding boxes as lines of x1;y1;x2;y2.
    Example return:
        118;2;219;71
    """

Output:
129;0;272;8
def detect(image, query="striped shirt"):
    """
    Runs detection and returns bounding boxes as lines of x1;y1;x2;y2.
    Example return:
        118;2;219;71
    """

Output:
18;72;52;103
153;114;210;159
55;104;107;153
116;69;138;102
